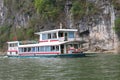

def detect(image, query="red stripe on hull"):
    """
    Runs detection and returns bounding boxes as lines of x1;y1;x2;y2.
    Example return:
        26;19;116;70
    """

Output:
7;50;18;52
36;52;59;54
19;53;34;56
19;52;60;56
50;40;59;42
39;40;59;43
39;40;48;42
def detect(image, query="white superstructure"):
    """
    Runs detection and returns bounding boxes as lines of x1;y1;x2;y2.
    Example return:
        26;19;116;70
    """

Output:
7;29;83;57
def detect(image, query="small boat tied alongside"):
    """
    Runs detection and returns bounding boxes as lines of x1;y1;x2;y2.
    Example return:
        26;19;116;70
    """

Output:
7;28;86;58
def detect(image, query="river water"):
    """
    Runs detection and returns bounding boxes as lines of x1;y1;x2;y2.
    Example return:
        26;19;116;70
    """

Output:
0;54;119;80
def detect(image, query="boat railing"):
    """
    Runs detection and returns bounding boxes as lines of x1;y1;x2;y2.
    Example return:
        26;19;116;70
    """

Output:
75;37;89;42
19;41;38;45
74;38;83;41
59;37;86;42
59;37;65;42
8;47;18;51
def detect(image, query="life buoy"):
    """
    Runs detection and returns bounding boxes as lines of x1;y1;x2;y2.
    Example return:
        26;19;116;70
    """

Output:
67;48;70;53
78;48;81;52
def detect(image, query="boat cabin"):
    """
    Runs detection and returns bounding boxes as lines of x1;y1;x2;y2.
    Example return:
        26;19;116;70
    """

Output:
34;29;82;54
7;41;37;56
7;29;84;57
35;29;77;42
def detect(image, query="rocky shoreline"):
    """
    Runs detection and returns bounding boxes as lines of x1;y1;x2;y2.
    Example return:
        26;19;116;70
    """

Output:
85;49;117;54
0;52;6;56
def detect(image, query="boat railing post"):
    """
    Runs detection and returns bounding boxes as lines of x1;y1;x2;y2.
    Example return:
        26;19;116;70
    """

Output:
57;32;59;40
59;45;61;54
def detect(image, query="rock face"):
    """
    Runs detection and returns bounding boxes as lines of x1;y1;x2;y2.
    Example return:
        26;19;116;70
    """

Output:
0;0;5;25
89;4;115;50
0;0;35;28
76;0;120;53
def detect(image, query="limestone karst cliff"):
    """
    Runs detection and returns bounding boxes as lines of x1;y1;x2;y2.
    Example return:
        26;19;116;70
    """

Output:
0;0;120;53
77;0;119;53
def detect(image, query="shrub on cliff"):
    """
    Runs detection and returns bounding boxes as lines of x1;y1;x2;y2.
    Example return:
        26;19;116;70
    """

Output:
114;17;120;39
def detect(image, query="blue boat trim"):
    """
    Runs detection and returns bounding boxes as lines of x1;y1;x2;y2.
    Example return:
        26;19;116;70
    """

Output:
7;53;86;58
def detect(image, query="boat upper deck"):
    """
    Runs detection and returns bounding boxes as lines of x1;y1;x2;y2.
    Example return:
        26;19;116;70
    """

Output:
7;29;86;48
7;40;38;47
35;29;77;34
34;29;81;43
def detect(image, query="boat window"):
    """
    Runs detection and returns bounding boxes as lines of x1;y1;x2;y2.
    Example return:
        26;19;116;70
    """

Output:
59;32;63;37
74;44;78;49
9;43;18;47
51;46;55;51
45;46;50;51
15;43;18;46
10;44;12;47
69;44;73;47
31;47;35;52
39;47;41;51
42;34;47;40
52;33;57;39
68;31;74;38
24;48;27;52
21;48;24;52
9;44;12;47
28;47;31;52
13;43;16;47
40;46;44;52
48;33;51;39
19;48;22;52
36;47;39;52
56;46;59;51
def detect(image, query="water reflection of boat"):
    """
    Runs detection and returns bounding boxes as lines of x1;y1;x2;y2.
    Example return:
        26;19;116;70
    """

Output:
7;28;85;58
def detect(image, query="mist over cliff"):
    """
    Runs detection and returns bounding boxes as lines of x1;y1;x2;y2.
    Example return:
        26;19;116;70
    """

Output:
0;0;120;53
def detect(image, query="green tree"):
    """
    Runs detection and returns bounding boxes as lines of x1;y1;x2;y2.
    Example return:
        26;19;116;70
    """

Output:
71;0;86;19
34;0;64;21
71;0;98;20
114;17;120;33
0;26;11;49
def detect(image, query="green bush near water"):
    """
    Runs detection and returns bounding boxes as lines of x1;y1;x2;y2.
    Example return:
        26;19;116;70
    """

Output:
0;26;10;49
113;17;120;39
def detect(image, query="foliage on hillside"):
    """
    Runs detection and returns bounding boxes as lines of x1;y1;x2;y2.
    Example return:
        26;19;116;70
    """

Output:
112;0;120;10
71;0;99;20
0;0;36;50
112;0;120;38
35;0;65;22
114;17;120;39
34;0;99;21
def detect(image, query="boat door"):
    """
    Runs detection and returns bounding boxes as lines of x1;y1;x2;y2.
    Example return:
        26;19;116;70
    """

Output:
65;32;68;41
60;45;64;54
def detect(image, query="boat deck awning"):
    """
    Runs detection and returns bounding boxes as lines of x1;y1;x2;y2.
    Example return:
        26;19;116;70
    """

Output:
19;42;64;47
19;40;84;47
35;29;77;35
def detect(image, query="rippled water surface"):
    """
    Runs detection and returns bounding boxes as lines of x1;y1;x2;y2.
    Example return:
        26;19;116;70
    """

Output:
0;54;120;80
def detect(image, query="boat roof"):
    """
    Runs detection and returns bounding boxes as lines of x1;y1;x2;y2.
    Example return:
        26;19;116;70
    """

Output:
7;41;19;44
19;42;66;47
18;41;82;47
35;29;77;35
7;41;37;44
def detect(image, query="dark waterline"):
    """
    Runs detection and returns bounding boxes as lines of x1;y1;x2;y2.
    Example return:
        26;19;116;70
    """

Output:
0;54;120;80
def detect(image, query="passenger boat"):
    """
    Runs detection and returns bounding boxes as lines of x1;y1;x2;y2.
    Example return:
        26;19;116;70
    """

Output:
7;28;85;58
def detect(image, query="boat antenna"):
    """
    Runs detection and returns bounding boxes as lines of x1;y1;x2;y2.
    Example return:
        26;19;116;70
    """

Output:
60;23;62;29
